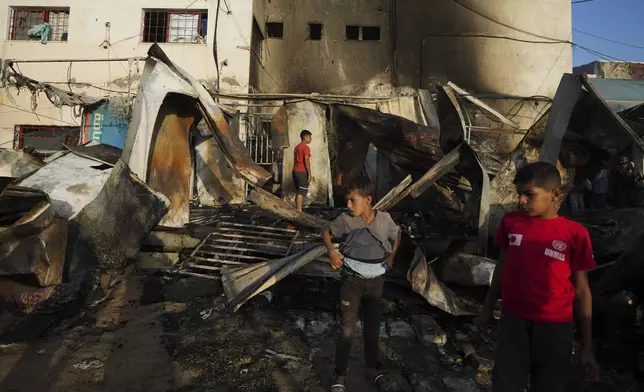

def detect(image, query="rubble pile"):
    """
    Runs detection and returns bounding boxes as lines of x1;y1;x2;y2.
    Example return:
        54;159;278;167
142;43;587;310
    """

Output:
1;45;644;391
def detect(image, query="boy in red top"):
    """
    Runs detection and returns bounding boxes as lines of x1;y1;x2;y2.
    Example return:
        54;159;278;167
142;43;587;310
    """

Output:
476;162;600;392
293;130;312;211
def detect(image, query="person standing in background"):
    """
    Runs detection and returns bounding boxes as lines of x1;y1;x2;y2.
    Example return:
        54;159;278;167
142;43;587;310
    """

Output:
592;167;609;209
293;130;312;211
611;155;639;208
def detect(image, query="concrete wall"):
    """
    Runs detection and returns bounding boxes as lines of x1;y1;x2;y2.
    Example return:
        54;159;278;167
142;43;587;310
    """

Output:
254;0;393;95
0;0;255;147
281;101;332;206
395;0;572;97
395;0;571;151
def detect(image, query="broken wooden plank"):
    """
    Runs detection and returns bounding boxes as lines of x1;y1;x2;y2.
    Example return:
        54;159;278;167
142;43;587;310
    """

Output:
177;271;221;280
374;175;412;211
447;82;520;130
247;187;329;229
376;144;463;211
409;144;462;198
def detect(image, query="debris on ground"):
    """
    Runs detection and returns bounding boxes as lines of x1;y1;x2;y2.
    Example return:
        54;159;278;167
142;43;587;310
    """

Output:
0;45;643;392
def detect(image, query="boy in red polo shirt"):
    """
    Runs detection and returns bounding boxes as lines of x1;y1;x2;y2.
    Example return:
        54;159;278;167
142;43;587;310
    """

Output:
476;162;600;392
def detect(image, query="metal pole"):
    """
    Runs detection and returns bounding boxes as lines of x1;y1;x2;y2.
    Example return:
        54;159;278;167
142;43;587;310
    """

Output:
8;57;146;64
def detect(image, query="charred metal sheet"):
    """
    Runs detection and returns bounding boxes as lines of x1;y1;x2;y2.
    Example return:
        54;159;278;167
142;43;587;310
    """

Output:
437;85;468;152
222;245;327;311
147;94;197;227
18;153;112;219
0;149;44;178
194;135;242;207
448;82;520;130
593;230;644;300
402;233;480;316
70;159;170;271
440;253;496;287
147;44;272;187
418;89;441;130
121;57;198;180
580;73;644;153
538;74;583;164
332;104;443;166
271;105;289;149
0;186;67;287
66;143;122;166
180;221;298;278
377;96;425;124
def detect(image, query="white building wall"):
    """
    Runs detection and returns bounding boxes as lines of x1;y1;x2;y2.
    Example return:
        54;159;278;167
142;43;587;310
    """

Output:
0;0;254;147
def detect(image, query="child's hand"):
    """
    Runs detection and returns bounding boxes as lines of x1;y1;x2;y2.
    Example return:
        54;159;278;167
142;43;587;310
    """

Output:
579;348;600;381
330;250;344;269
385;255;395;271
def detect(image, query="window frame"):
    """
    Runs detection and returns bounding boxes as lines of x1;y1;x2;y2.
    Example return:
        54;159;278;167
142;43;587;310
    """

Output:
308;22;323;41
345;25;381;42
141;9;208;44
14;125;81;153
9;6;70;42
265;22;284;39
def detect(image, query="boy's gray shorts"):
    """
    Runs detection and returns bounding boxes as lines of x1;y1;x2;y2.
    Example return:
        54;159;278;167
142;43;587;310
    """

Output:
292;172;308;196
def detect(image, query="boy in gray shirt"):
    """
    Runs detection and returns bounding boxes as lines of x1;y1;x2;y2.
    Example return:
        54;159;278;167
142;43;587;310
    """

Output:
322;176;401;392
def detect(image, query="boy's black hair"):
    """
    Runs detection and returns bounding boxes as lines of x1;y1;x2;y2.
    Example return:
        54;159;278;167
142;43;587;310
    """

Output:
513;162;561;190
300;130;312;140
347;175;375;198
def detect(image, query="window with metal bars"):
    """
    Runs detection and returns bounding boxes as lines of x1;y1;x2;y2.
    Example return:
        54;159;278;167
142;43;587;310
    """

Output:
245;115;275;165
9;7;70;41
142;9;208;44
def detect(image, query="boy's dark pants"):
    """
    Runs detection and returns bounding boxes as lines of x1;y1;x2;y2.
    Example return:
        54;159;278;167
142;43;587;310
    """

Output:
335;273;383;377
493;311;573;392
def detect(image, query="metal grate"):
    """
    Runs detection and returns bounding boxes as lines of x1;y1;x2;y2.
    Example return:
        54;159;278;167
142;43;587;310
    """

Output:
245;114;275;165
179;222;299;279
9;7;70;41
142;10;207;43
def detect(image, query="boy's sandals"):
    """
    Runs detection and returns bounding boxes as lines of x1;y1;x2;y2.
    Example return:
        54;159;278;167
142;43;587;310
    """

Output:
373;372;400;392
329;384;345;392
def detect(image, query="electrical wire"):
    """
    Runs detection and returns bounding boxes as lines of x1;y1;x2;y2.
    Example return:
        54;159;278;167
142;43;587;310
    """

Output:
573;28;644;50
572;0;596;4
224;2;283;89
213;0;221;98
446;0;628;63
0;102;80;126
448;0;566;43
420;32;563;45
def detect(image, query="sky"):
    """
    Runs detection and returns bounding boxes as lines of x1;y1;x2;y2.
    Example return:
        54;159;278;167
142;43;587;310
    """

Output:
572;0;644;66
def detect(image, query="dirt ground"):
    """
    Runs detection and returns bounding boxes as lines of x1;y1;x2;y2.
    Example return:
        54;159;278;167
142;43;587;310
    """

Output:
0;272;642;392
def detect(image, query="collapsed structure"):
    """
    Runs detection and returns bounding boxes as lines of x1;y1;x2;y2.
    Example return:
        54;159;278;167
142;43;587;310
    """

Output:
1;45;644;328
